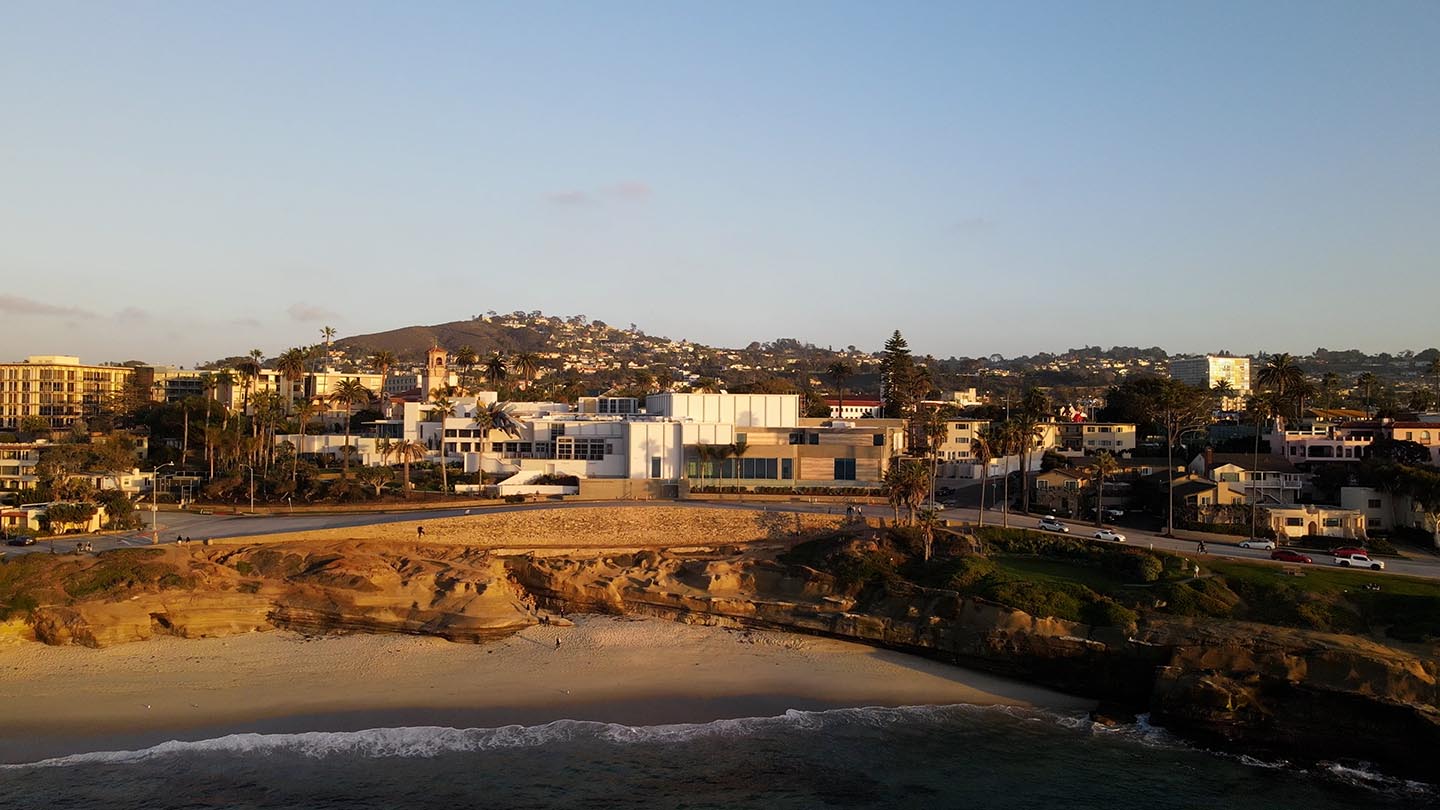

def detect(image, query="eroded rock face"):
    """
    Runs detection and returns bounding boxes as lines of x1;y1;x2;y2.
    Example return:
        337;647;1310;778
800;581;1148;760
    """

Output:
22;542;537;647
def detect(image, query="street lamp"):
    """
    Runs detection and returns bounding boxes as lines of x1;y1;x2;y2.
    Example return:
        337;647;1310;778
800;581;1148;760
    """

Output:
151;462;175;544
241;464;255;515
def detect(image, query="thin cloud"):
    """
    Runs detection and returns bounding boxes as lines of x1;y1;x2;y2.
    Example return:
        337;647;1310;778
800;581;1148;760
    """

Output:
230;317;262;328
949;217;993;235
114;306;150;323
287;303;340;322
0;294;94;318
545;190;595;206
604;181;652;202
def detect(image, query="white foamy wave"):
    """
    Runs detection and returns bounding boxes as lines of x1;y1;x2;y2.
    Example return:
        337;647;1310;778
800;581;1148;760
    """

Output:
1320;762;1436;798
3;703;1033;769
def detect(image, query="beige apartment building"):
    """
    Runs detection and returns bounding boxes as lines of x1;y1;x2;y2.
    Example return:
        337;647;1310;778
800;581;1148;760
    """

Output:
0;356;134;430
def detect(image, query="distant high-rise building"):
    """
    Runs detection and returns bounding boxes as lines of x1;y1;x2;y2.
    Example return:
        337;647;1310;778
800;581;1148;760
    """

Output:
0;355;134;430
1169;355;1251;408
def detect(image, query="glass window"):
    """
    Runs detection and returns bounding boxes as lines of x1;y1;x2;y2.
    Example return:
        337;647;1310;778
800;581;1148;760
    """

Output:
1368;499;1382;509
808;433;819;445
781;459;792;479
834;458;856;480
650;456;662;479
873;434;884;446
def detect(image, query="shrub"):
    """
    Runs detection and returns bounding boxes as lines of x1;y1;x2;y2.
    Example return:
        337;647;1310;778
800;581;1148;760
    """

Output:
982;580;1085;622
944;556;999;591
1082;599;1139;631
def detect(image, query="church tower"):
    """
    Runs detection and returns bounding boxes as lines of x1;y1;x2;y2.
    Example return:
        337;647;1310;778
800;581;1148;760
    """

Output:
423;346;448;394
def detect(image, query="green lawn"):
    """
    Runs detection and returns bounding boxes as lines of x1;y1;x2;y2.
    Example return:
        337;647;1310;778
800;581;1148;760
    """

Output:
1206;559;1440;599
992;555;1135;594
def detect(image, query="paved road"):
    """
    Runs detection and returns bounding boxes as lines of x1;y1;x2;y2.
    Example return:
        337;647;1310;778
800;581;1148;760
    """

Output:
6;498;1438;580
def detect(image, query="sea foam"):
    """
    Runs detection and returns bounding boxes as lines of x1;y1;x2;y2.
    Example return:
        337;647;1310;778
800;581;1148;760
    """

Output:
4;703;1065;769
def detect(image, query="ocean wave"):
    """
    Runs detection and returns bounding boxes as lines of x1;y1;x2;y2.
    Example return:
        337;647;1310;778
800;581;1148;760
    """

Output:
4;703;1053;769
1319;761;1436;799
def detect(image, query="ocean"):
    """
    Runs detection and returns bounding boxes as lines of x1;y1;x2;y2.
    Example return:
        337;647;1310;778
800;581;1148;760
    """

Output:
2;705;1429;809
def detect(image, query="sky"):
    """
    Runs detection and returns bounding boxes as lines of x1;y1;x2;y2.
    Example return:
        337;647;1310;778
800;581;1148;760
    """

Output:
2;1;1437;365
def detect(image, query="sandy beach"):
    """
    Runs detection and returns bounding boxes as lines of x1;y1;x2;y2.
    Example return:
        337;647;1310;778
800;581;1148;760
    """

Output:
0;616;1092;763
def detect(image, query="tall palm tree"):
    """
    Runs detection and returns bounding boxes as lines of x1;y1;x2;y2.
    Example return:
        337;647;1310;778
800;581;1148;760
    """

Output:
1013;389;1049;516
275;348;308;413
291;400;317;482
1357;372;1379;416
382;437;428;497
1091;451;1119;528
369;350;396;406
471;402;521;488
427;389;455;495
1320;372;1341;408
971;430;995;528
691;443;718;491
320;326;337;358
1257;353;1306;425
727;437;749;497
513;353;541;390
920;408;947;509
484;353;508;388
328;378;372;481
1211;380;1236;410
826;361;854;418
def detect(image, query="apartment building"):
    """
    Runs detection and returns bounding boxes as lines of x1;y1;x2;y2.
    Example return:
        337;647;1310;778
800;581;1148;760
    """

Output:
1272;420;1440;466
0;442;42;496
1059;422;1137;456
1169;354;1251;408
0;356;134;430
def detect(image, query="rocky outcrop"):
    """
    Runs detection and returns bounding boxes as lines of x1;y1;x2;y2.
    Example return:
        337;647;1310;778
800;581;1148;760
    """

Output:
19;542;538;647
9;538;1438;777
507;548;1440;779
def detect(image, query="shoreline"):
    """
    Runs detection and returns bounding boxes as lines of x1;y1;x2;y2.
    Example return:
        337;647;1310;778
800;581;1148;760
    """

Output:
0;616;1092;764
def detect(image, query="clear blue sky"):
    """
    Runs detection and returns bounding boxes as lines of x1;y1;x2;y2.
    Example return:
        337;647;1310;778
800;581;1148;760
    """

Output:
2;1;1436;365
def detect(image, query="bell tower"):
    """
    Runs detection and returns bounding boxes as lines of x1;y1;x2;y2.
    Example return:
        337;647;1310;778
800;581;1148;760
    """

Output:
424;346;448;393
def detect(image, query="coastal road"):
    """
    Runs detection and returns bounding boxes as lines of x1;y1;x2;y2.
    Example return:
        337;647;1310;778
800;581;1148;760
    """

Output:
6;498;1439;581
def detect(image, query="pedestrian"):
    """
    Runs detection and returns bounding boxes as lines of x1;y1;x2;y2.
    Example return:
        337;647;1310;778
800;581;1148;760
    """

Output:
555;637;561;650
417;525;425;538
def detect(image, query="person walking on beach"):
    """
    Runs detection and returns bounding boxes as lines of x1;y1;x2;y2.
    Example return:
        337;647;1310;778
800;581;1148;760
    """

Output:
555;637;561;650
417;524;426;538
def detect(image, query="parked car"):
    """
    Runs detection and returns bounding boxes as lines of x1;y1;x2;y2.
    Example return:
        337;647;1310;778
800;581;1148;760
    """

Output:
1333;553;1384;570
1238;539;1276;550
1093;529;1126;542
1271;549;1314;564
1037;517;1070;533
6;536;35;547
1330;546;1367;558
1102;508;1125;520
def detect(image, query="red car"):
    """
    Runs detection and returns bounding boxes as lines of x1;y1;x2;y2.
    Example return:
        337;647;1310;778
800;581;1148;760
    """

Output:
1271;549;1313;564
1330;546;1367;558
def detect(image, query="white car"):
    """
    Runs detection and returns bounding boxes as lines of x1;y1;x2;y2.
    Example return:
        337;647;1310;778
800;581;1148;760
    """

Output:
1334;553;1385;571
1093;529;1126;542
1037;517;1070;533
1238;539;1276;550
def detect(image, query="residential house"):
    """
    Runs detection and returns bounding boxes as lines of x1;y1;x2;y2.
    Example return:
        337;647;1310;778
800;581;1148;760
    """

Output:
1188;450;1308;505
1263;503;1366;541
1059;422;1137;456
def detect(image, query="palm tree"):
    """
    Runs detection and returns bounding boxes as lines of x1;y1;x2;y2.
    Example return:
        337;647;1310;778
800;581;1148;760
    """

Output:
513;353;541;390
328;378;372;481
882;457;929;526
291;400;317;482
472;402;521;488
691;443;719;491
427;389;455;495
1257;353;1306;425
1091;451;1119;528
369;350;396;404
727;437;749;497
1320;372;1341;408
1357;372;1379;416
1211;380;1236;409
484;353;508;388
970;431;995;528
1015;388;1050;516
320;326;337;359
826;361;854;418
920;408;947;509
275;348;308;413
383;438;428;496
